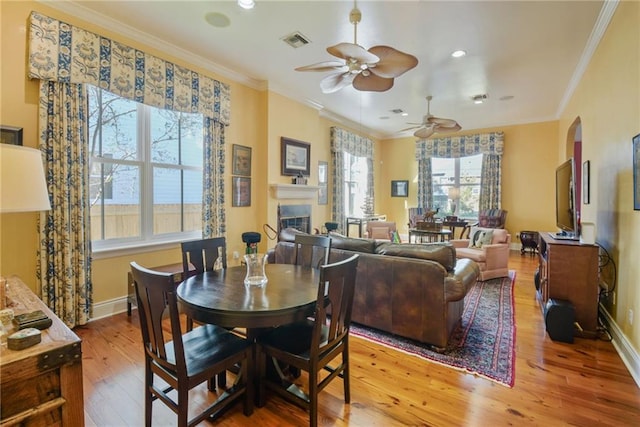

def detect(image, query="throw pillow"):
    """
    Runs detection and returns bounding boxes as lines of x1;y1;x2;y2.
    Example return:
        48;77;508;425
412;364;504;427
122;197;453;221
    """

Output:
468;227;494;248
390;230;401;243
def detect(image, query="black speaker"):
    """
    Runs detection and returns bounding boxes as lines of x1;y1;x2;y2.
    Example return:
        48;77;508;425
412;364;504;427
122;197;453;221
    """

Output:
544;299;575;343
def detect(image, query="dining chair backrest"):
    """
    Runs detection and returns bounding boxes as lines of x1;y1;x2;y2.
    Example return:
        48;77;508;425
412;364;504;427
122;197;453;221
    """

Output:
311;254;359;354
130;262;186;375
181;237;227;278
293;234;331;269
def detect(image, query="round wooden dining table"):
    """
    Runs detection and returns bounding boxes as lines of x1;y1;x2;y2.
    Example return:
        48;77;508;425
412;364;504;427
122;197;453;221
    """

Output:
177;264;320;339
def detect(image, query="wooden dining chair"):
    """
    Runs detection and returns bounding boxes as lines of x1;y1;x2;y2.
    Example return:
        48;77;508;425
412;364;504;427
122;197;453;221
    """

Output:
130;262;253;427
256;254;360;427
181;237;227;331
181;237;241;389
293;234;331;269
181;237;227;278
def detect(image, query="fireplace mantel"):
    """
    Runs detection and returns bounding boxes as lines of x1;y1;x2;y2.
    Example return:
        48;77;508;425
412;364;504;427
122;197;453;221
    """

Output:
270;183;320;199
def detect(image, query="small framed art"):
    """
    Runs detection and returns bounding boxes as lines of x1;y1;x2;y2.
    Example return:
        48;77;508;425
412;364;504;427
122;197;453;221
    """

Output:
0;125;23;145
232;176;251;207
634;133;640;210
391;180;409;197
232;144;252;176
281;137;310;176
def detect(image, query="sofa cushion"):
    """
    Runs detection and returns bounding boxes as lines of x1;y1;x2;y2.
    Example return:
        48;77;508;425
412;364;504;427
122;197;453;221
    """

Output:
328;232;377;253
375;242;456;271
455;247;487;263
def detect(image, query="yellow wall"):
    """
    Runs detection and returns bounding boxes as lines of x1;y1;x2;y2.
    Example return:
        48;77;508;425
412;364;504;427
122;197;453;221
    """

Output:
559;0;640;349
2;0;639;358
379;122;559;239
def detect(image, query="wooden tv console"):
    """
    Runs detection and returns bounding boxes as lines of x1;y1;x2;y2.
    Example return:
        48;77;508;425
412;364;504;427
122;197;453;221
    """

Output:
1;276;84;426
537;232;599;338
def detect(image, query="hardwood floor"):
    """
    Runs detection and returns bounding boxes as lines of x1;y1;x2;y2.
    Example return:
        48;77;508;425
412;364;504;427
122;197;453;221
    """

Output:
77;252;640;426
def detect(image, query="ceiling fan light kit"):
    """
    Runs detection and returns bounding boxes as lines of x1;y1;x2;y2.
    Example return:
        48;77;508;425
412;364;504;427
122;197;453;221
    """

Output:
401;95;462;139
296;1;418;94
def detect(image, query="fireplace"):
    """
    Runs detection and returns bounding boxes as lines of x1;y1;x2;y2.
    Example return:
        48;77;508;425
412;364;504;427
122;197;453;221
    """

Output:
277;204;311;236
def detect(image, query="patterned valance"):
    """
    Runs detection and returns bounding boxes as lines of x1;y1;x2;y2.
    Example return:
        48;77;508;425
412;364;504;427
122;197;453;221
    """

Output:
330;127;374;158
28;11;230;125
415;132;504;159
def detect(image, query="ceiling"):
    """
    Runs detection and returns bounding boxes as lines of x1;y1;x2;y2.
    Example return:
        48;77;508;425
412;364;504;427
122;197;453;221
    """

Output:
49;1;608;139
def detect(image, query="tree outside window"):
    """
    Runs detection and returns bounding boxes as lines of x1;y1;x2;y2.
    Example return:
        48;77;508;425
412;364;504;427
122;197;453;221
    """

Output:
87;86;203;249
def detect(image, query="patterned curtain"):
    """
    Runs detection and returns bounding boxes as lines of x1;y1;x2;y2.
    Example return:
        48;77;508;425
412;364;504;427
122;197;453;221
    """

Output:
37;81;92;327
330;127;374;232
415;132;504;210
28;12;230;324
203;118;226;237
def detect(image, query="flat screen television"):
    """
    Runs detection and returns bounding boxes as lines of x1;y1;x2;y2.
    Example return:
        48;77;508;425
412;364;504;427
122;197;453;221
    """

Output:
554;158;579;240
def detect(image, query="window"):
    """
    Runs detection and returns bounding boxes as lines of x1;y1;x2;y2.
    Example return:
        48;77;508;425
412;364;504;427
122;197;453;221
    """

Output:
343;152;369;217
431;154;482;218
88;86;203;250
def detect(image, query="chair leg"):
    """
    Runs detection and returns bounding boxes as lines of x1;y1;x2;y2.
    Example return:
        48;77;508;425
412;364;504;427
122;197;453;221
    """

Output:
343;343;351;403
243;349;254;416
177;386;189;427
145;363;153;427
309;367;318;427
186;316;194;332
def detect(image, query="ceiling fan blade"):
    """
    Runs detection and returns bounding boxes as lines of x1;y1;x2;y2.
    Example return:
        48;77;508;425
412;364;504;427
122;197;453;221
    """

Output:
367;45;419;78
352;73;394;92
320;72;355;94
327;42;379;64
295;61;347;72
399;125;423;132
414;126;435;139
434;123;462;134
427;116;459;127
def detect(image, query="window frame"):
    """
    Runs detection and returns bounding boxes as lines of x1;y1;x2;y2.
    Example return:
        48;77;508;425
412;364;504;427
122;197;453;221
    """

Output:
88;88;203;254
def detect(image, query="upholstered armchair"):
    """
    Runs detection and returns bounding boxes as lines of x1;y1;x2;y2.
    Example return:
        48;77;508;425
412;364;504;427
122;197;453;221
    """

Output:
451;227;511;281
365;220;397;240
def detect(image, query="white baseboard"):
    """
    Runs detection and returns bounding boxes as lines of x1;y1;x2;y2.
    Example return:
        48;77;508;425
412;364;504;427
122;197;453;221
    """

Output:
91;296;131;321
599;303;640;388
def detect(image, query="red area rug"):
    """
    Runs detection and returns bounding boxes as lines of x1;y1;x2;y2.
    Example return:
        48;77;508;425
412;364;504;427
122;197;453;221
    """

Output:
350;271;516;387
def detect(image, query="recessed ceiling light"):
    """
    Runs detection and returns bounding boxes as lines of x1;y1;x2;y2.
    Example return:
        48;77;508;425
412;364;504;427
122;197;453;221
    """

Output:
472;94;488;104
451;50;467;58
205;12;230;28
401;112;409;117
237;0;255;9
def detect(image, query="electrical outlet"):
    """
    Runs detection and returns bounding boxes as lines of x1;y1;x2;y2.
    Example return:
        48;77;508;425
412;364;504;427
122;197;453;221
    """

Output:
232;251;240;259
628;309;634;326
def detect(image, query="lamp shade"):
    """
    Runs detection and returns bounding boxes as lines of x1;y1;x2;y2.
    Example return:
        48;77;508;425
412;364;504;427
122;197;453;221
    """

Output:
0;144;51;213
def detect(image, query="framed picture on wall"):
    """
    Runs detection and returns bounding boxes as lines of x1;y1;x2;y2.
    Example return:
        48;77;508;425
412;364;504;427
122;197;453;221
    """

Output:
232;144;252;176
391;180;409;197
0;125;23;145
634;133;640;210
281;137;310;176
232;176;251;207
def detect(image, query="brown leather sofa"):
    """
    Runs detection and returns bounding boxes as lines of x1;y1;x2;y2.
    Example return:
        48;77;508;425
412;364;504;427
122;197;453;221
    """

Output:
269;228;480;349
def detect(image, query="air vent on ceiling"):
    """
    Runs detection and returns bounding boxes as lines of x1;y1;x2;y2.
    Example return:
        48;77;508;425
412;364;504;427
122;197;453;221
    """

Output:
282;31;311;48
390;108;404;114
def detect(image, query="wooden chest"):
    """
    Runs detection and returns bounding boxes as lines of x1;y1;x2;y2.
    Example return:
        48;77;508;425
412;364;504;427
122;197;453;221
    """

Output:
1;276;84;426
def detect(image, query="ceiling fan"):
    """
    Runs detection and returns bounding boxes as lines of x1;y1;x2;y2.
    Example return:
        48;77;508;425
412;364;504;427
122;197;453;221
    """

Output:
402;95;462;139
295;1;418;94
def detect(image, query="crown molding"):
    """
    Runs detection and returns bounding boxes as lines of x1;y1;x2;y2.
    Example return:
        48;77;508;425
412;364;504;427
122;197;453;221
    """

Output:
36;0;264;90
556;0;618;118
